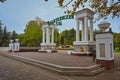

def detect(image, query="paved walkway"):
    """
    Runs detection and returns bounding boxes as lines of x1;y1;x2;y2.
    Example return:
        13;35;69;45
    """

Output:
0;50;120;80
0;55;70;80
7;50;95;67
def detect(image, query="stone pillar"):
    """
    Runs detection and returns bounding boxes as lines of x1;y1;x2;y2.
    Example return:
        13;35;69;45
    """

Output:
46;27;50;44
82;20;84;41
90;18;93;41
14;39;20;52
46;28;47;43
48;28;50;44
42;28;45;43
51;28;54;44
84;16;88;41
9;40;14;52
96;33;114;70
76;19;80;42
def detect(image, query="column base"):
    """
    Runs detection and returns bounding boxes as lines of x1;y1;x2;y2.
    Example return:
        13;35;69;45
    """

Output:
40;43;57;52
72;41;95;55
96;59;114;70
9;50;13;52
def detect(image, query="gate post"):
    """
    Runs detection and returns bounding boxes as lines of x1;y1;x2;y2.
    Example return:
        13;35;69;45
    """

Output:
96;21;114;70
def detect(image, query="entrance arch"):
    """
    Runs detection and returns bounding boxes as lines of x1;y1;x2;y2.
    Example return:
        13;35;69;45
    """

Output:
40;8;95;54
40;15;74;52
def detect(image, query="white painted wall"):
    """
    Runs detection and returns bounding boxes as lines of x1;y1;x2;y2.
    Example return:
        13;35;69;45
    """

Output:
96;33;114;60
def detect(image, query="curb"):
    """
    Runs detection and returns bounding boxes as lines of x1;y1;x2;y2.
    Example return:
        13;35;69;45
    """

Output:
0;53;105;76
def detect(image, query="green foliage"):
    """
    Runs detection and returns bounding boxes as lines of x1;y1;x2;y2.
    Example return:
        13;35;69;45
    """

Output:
1;26;10;46
11;30;18;41
0;0;5;3
54;29;59;46
57;45;73;50
0;21;3;46
114;33;120;51
0;21;12;47
60;28;76;45
20;19;42;47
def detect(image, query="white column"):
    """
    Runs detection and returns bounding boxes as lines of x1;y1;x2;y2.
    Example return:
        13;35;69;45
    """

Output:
48;28;50;44
46;27;50;44
82;20;84;41
42;28;45;43
84;16;88;41
105;42;111;59
46;28;47;43
51;28;54;44
90;18;93;41
76;19;80;42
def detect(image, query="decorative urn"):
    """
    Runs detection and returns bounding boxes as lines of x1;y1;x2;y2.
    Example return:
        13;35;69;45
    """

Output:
98;21;111;32
15;39;19;42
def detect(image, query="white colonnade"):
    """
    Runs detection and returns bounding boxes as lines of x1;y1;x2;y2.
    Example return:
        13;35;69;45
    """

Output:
75;17;94;42
42;24;55;45
73;8;95;54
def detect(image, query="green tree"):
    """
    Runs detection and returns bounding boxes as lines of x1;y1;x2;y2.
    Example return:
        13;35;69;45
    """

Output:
60;30;68;45
0;0;5;3
21;18;42;47
69;28;76;44
0;21;3;46
116;33;120;50
60;28;76;45
18;33;24;46
11;30;18;41
1;26;10;46
54;28;59;46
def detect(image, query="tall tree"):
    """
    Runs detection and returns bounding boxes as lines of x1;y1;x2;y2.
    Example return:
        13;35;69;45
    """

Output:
45;0;120;20
60;28;76;45
68;28;76;44
113;33;120;50
1;26;10;46
0;0;6;2
0;21;3;46
0;0;5;3
21;18;42;47
54;28;59;46
11;30;18;41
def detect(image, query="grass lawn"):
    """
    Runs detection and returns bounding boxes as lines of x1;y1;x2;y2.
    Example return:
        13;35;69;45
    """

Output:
114;49;120;53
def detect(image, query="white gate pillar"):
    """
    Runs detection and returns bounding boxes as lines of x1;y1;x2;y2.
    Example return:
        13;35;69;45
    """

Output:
76;19;80;42
42;28;45;44
51;28;54;44
82;20;84;41
84;16;88;41
90;18;94;41
96;21;114;70
46;27;50;44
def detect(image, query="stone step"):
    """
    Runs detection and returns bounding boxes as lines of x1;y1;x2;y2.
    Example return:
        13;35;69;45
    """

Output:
0;53;105;76
90;67;105;75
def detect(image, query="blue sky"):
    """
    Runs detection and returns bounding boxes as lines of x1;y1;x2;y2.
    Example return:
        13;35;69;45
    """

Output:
0;0;120;34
